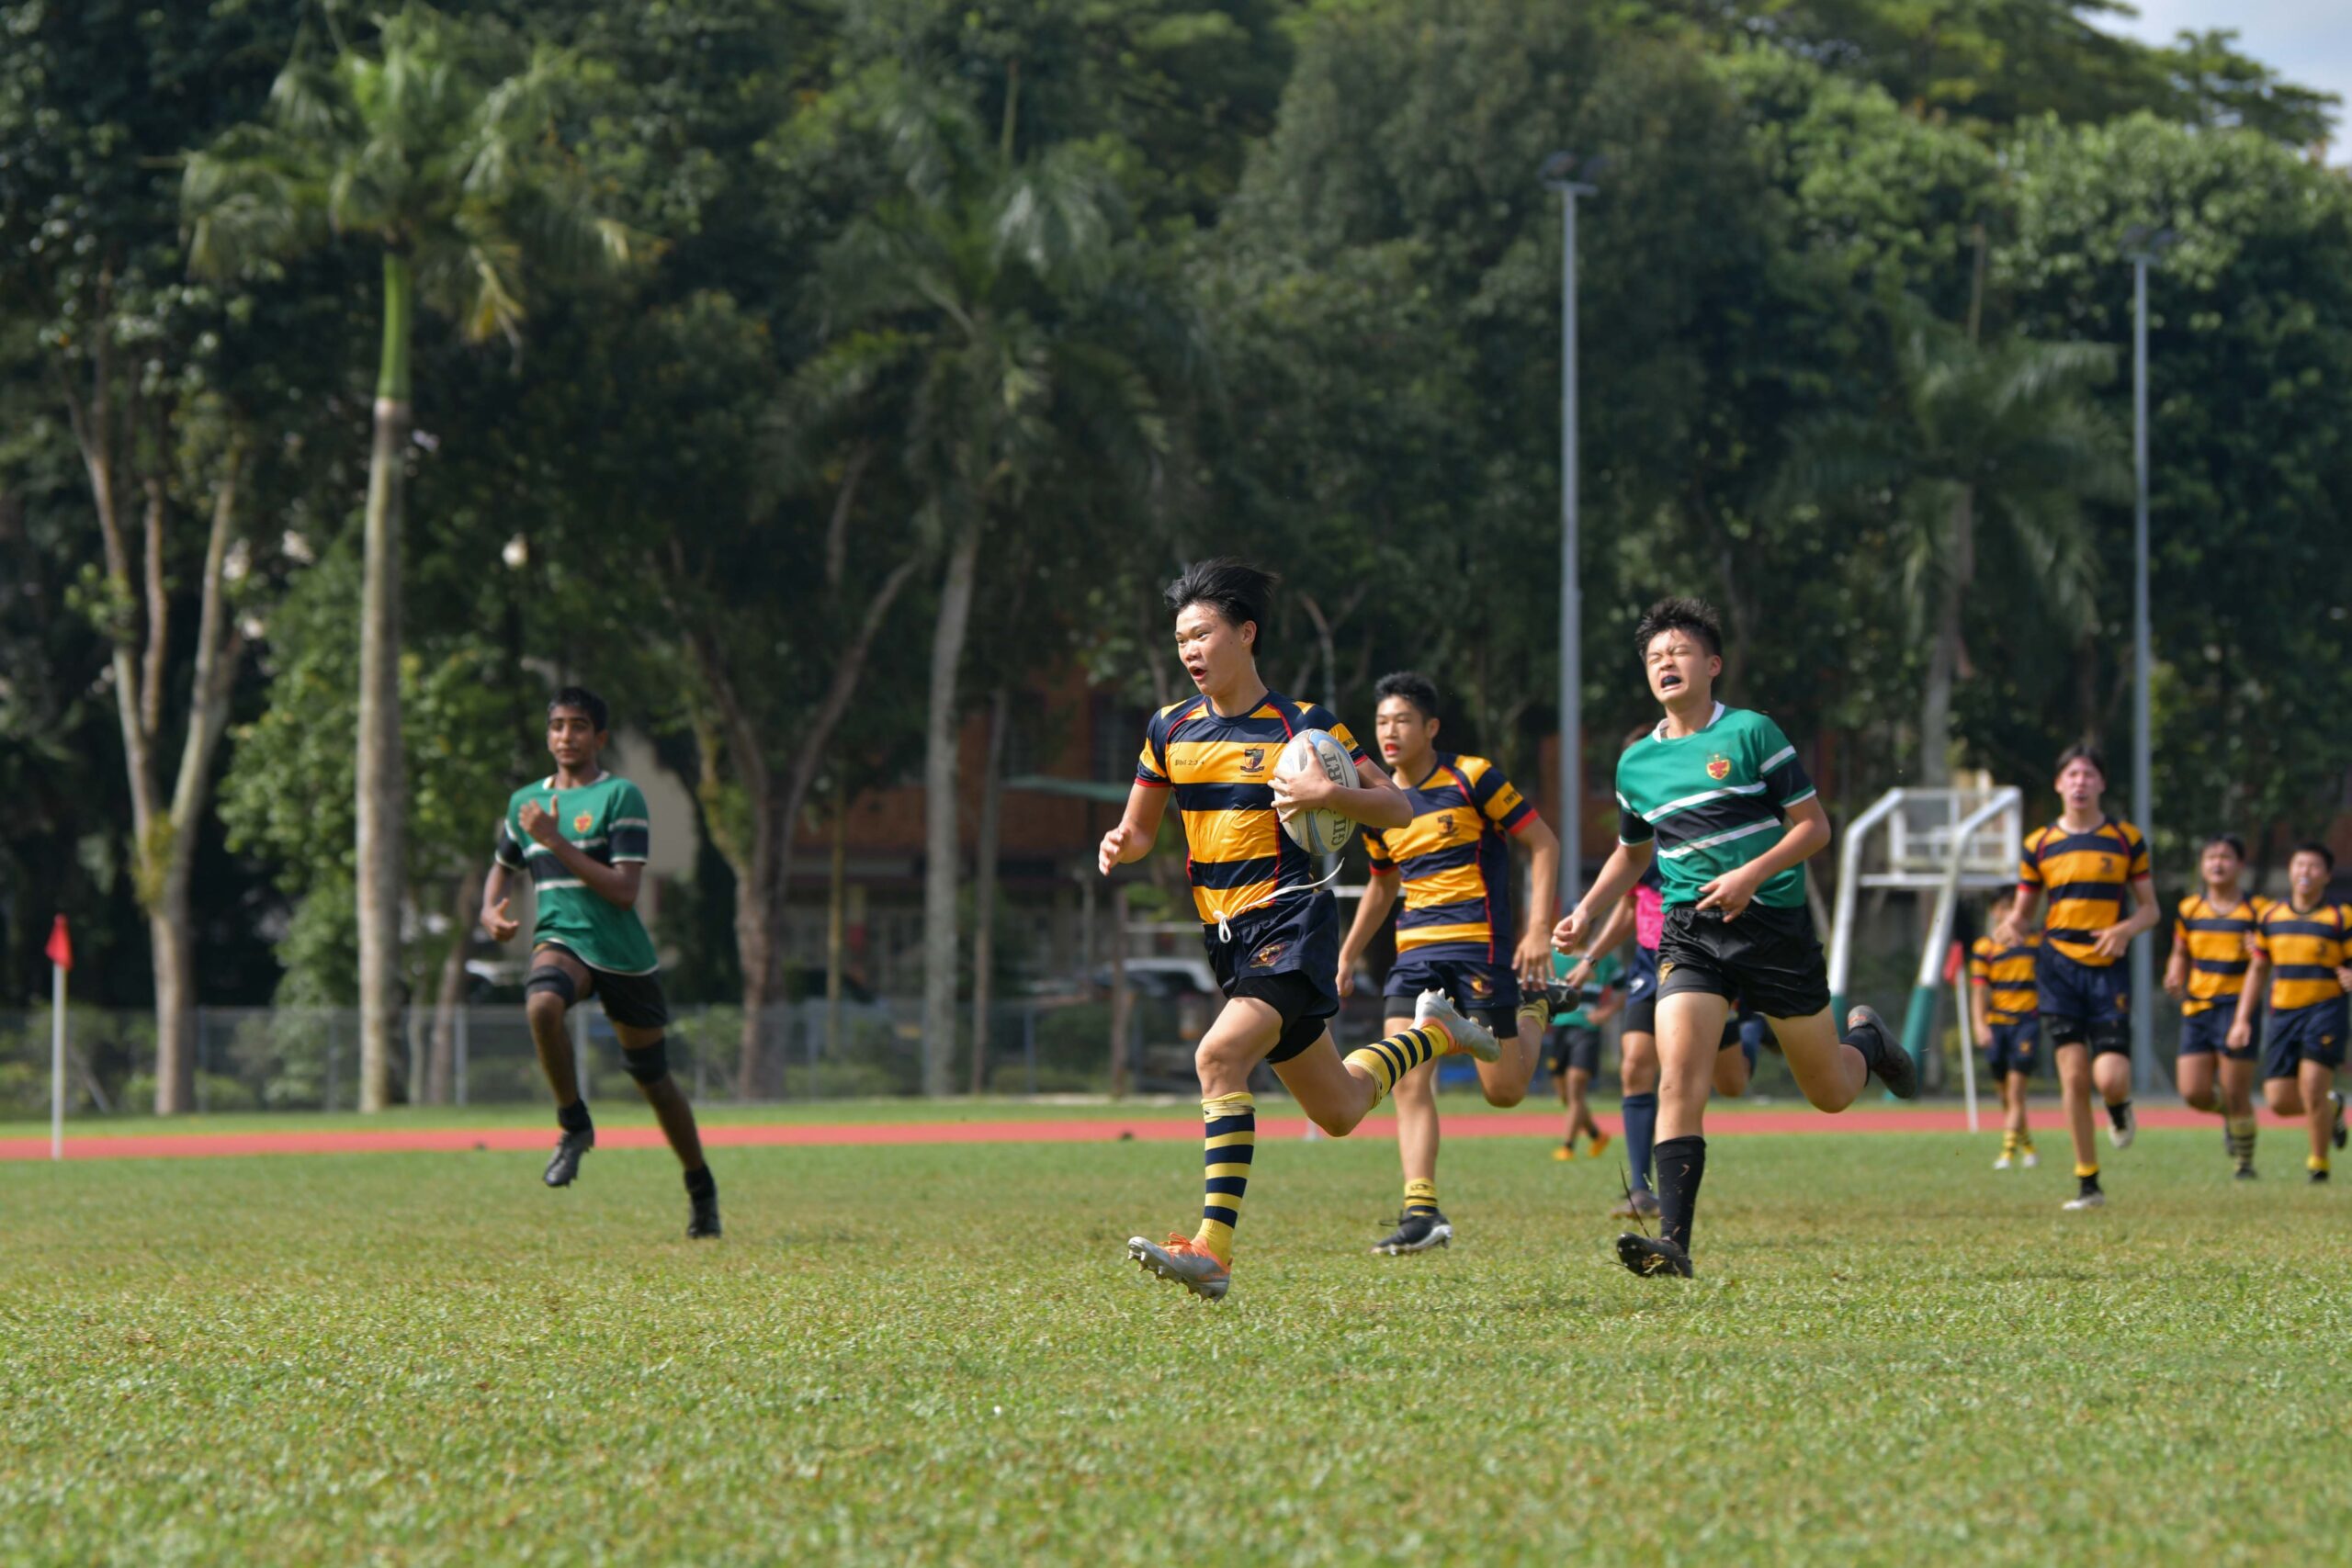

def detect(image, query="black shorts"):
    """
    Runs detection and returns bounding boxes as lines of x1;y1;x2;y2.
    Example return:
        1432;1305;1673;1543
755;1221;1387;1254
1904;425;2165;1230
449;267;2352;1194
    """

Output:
1385;953;1521;1033
1543;1025;1600;1077
2039;947;2131;1052
2179;1003;2257;1062
536;944;670;1031
1984;1020;2039;1077
1655;904;1829;1020
1207;893;1340;1065
2264;998;2347;1079
1622;945;1660;1034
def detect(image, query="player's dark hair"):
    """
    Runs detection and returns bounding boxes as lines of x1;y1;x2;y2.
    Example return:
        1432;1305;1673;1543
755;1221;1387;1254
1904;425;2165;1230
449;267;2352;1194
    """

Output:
1633;596;1724;660
2054;741;2105;781
2201;833;2246;860
1621;723;1653;752
2291;840;2335;872
1165;558;1275;657
548;685;610;733
1374;671;1441;722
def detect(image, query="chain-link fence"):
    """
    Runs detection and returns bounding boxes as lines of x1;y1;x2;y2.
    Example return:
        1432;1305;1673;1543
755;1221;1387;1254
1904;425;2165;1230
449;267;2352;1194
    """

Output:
0;992;1220;1118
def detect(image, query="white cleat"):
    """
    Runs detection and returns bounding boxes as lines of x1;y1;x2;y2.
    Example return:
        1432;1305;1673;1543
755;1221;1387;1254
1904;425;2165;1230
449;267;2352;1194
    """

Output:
1415;989;1498;1062
1993;1152;2015;1171
2020;1149;2040;1168
2063;1190;2107;1211
2108;1103;2136;1151
1125;1234;1230;1301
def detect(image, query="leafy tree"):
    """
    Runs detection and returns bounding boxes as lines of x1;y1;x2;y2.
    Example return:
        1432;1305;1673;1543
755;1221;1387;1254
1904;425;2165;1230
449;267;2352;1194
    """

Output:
186;4;638;1110
808;66;1178;1091
1998;116;2352;870
1782;320;2125;784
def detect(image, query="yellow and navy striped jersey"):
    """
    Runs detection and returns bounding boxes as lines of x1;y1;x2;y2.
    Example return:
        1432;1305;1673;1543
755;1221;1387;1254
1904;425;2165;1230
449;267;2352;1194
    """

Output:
1136;692;1367;926
2253;899;2352;1012
1968;932;2041;1025
2018;817;2150;967
2172;892;2267;1016
1362;753;1538;961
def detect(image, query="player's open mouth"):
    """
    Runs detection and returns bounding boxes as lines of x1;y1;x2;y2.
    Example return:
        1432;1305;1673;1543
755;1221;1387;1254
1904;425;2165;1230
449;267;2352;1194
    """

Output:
1658;672;1683;691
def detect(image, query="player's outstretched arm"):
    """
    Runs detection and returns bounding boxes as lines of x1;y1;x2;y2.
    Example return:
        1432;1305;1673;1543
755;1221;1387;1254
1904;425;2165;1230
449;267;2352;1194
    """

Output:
1555;840;1651;953
1695;795;1830;922
2229;950;2268;1050
1337;870;1398;998
1098;782;1170;875
1510;816;1562;983
481;862;520;942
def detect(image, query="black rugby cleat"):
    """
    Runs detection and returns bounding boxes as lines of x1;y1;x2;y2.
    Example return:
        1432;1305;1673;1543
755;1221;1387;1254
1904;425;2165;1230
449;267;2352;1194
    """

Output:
1848;1004;1917;1100
686;1169;721;1238
1616;1232;1693;1278
544;1124;594;1187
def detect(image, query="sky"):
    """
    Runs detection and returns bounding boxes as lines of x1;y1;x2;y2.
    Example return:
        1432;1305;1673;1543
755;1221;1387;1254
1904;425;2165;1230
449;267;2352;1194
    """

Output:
2098;0;2349;147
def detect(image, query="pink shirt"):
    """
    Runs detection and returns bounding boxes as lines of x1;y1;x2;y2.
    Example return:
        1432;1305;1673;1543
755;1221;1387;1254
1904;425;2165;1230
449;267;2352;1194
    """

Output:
1634;883;1666;951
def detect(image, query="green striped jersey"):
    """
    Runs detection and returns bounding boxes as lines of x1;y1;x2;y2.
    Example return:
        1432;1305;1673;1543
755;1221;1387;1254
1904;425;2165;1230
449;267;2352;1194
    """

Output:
1613;704;1816;909
493;773;658;975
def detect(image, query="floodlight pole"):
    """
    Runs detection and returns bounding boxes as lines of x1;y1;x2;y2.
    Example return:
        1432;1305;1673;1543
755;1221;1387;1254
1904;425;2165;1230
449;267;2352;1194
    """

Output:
1545;158;1597;909
2129;248;2157;1093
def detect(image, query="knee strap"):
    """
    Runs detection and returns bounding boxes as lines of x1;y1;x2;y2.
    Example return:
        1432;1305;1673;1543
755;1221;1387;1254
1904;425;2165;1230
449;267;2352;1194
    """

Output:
622;1038;671;1084
526;968;579;1008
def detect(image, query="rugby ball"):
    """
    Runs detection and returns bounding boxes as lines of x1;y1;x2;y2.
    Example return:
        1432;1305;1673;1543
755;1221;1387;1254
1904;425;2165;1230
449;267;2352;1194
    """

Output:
1276;728;1357;854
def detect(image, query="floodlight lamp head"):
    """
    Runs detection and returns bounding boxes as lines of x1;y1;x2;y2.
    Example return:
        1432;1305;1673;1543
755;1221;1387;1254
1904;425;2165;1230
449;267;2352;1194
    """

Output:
2120;223;2177;263
1540;151;1605;192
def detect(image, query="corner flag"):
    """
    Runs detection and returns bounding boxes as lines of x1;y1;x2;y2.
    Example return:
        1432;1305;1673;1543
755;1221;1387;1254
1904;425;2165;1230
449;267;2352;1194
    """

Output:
46;915;73;972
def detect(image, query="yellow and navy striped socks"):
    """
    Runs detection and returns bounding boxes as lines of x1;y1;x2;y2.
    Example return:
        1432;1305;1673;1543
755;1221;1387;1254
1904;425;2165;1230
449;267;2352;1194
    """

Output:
2226;1116;2256;1169
1403;1178;1440;1219
1343;1024;1446;1100
1194;1092;1255;1267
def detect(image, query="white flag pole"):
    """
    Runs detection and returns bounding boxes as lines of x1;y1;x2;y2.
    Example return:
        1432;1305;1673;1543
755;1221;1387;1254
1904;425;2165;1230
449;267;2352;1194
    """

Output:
51;955;66;1161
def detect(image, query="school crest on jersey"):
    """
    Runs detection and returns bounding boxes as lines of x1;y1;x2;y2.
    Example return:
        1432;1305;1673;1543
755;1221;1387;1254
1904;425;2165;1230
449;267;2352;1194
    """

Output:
1706;754;1732;782
573;810;594;834
1437;812;1459;840
1239;747;1267;774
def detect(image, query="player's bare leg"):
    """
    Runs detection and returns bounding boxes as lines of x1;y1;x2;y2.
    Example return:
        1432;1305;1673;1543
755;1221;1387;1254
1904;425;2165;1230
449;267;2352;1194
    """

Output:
526;947;594;1188
1467;1025;1532;1108
1564;1066;1601;1147
526;947;588;1107
2054;1043;2106;1207
2177;1051;2222;1115
1761;1008;1873;1111
1620;990;1726;1276
1134;997;1458;1296
2298;1060;2337;1179
612;1017;719;1236
1383;1043;1452;1253
1713;1040;1752;1098
2003;1071;2035;1163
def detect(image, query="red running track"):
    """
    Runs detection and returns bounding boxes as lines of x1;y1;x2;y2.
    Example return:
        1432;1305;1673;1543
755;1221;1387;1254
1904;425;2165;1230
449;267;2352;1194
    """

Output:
0;1106;2240;1162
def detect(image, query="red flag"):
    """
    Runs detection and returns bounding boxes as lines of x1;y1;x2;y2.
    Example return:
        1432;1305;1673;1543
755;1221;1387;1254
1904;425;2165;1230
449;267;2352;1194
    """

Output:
45;915;72;973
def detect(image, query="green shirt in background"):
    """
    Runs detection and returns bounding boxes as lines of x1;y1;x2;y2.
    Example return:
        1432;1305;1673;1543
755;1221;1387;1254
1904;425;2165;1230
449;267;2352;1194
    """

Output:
494;773;658;975
1550;950;1623;1028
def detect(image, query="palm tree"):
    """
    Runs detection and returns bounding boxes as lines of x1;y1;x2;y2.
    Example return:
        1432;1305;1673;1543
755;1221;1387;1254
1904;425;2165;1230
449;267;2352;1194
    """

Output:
807;74;1172;1094
186;5;636;1109
1785;320;2128;784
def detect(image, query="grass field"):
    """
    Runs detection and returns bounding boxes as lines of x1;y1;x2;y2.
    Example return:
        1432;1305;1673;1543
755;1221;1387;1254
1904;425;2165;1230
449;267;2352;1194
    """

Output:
6;1107;2350;1564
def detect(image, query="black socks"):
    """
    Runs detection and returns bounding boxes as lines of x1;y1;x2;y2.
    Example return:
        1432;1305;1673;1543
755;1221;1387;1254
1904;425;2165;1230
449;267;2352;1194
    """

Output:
558;1100;593;1134
1654;1134;1707;1255
2105;1099;2132;1132
684;1165;717;1198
